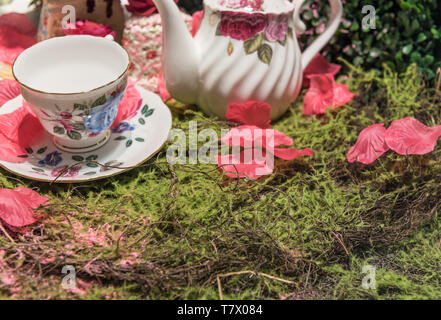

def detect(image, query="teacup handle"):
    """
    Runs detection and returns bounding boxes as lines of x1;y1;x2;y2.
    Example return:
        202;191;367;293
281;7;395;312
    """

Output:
294;0;343;71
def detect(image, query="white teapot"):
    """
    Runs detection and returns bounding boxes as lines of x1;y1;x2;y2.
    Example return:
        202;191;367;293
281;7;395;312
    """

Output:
154;0;343;120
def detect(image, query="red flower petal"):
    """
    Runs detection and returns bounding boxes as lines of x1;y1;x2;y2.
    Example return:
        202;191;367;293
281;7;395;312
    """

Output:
385;117;441;155
126;0;178;16
347;124;389;165
0;13;37;37
0;79;20;107
0;26;36;64
303;74;354;116
333;83;355;105
0;103;44;163
216;150;273;179
191;10;204;37
303;54;341;88
63;20;116;38
0;187;48;228
226;101;272;129
220;125;293;149
111;79;142;128
0;134;27;163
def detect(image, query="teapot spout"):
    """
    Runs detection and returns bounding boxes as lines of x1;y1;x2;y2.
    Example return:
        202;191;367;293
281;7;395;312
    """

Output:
153;0;200;104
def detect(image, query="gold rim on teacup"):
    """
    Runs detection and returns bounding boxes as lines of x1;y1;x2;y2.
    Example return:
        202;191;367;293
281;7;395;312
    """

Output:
12;35;130;96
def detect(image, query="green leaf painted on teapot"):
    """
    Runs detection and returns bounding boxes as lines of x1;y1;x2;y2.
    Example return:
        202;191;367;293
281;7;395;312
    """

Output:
258;44;273;65
244;33;263;55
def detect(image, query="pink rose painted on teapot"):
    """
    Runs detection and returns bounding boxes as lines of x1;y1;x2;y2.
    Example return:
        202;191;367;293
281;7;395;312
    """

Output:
219;12;266;41
264;14;288;42
220;0;263;10
153;0;343;120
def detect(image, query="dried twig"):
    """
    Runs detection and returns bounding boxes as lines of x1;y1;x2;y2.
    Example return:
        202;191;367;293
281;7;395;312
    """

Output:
0;222;15;243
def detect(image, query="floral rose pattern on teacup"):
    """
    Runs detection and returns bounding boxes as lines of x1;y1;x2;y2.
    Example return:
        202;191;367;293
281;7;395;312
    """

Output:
23;147;128;179
40;82;127;140
112;122;136;134
38;151;62;167
85;90;124;135
216;12;293;64
51;165;82;178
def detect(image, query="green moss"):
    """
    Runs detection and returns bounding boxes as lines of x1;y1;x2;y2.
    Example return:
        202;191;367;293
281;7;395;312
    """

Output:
0;64;440;300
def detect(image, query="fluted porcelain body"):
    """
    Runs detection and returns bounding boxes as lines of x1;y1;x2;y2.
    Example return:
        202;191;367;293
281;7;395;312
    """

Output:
154;0;343;120
196;4;302;119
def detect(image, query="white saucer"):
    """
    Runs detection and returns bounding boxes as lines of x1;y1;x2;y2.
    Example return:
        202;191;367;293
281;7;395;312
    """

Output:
0;86;172;183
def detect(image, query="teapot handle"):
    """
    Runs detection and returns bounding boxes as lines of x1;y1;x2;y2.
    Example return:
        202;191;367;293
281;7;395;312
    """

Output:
294;0;343;71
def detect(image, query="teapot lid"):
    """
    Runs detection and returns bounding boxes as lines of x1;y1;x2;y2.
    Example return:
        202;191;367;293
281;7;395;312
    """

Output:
206;0;295;14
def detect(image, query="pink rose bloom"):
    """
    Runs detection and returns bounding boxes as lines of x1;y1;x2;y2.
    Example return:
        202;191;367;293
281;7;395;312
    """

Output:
63;20;116;38
264;14;288;42
51;165;81;178
220;12;267;41
245;0;263;10
221;0;263;10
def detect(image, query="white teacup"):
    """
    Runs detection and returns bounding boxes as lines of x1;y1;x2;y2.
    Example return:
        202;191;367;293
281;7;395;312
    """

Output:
13;35;129;153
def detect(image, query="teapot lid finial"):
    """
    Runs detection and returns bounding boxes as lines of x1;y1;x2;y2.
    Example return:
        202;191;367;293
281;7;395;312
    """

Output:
207;0;295;14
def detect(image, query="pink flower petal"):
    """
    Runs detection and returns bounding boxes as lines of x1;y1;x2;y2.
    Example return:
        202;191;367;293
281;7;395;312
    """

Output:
0;104;44;163
0;26;36;64
191;10;204;37
220;125;294;149
63;20;116;38
347;123;389;165
0;187;48;228
226;101;272;129
0;13;37;37
111;79;142;128
125;0;178;16
303;54;341;88
0;134;27;163
303;74;354;116
216;150;273;179
0;79;20;107
385;117;441;155
0;46;23;66
333;83;355;106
